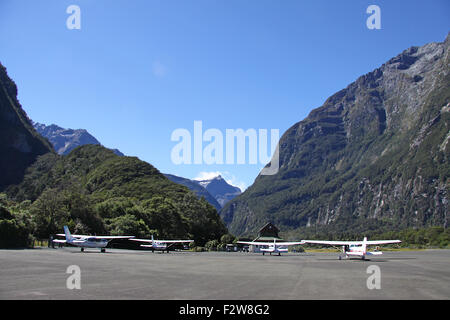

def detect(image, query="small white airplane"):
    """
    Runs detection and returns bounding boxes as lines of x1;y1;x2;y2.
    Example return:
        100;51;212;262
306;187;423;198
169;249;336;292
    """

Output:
53;226;135;252
237;239;305;256
302;237;401;260
129;235;194;253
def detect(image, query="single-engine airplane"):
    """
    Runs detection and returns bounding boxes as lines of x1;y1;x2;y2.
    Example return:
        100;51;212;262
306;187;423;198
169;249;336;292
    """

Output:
302;237;401;260
53;226;135;252
129;235;194;253
237;239;305;255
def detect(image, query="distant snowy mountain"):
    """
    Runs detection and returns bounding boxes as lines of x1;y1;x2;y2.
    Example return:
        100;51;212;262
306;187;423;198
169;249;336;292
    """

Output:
196;175;241;207
165;174;242;209
33;122;124;156
164;174;222;211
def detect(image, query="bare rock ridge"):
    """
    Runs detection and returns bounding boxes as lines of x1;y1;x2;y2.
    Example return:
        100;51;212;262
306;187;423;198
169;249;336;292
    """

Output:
196;175;241;207
164;174;222;211
220;34;450;236
0;63;53;190
33;122;124;156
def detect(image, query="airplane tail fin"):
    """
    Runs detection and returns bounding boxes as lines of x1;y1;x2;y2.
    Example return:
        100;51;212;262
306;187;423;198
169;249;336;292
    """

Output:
64;226;73;242
362;236;367;253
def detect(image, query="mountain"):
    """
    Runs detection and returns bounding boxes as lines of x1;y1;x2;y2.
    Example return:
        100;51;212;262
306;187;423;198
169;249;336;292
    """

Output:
0;63;53;190
220;34;450;237
164;174;222;211
196;175;241;207
6;145;227;245
33;122;124;156
0;63;227;246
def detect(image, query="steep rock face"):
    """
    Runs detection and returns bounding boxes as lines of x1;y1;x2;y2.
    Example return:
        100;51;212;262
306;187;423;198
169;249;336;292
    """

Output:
0;64;53;190
33;122;124;156
221;35;449;236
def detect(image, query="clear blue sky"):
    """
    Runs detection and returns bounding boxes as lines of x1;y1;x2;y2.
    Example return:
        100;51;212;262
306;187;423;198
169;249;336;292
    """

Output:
1;0;449;190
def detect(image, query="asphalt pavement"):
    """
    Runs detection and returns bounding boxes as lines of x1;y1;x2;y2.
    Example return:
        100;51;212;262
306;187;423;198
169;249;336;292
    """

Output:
1;248;449;299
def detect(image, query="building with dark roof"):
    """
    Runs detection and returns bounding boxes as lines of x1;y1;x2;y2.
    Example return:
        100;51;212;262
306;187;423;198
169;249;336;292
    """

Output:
253;222;283;241
250;222;283;252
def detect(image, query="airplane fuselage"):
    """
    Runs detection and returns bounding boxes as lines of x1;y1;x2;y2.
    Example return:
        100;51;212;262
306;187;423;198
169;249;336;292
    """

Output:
238;239;304;255
261;245;288;255
141;241;171;252
302;236;400;260
151;242;168;250
55;226;135;252
342;244;382;259
130;236;193;253
69;238;109;248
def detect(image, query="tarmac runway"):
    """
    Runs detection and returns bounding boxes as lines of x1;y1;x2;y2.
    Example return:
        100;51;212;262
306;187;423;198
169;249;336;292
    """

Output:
1;248;449;300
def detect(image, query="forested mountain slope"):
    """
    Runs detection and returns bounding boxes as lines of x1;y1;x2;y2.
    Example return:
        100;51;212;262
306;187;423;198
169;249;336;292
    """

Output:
221;34;450;237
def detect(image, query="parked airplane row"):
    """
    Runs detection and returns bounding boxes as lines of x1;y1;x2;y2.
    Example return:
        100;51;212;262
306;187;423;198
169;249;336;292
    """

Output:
54;226;401;260
237;238;401;260
53;226;193;253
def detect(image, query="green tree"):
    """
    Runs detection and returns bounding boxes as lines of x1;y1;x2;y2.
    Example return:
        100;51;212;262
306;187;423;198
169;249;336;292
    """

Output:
0;219;31;248
205;239;220;251
142;196;187;238
30;188;70;238
107;214;150;238
62;190;105;234
220;234;235;244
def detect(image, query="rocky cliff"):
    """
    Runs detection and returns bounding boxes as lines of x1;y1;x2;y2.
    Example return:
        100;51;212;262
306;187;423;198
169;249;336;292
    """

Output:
220;34;450;236
33;122;124;156
0;63;53;190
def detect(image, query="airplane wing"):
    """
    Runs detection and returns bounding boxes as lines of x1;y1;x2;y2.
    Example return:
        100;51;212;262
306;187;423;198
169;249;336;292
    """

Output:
130;239;193;243
52;239;67;243
55;234;85;239
156;240;194;243
302;240;362;246
277;241;305;246
237;241;272;246
55;234;134;240
302;240;401;246
365;240;401;245
237;241;303;246
91;236;135;239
